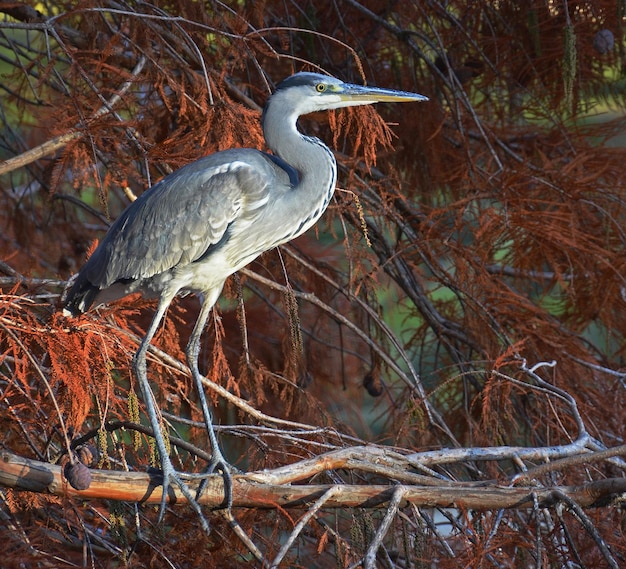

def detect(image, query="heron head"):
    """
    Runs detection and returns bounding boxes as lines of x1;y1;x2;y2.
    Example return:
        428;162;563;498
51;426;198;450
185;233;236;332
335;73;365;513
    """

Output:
272;72;428;115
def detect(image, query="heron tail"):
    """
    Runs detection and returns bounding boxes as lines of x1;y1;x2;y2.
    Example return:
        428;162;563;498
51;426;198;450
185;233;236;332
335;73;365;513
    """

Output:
62;273;99;316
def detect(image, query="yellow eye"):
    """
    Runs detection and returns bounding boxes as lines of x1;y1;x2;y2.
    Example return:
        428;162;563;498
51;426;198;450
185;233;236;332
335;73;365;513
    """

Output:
315;83;327;93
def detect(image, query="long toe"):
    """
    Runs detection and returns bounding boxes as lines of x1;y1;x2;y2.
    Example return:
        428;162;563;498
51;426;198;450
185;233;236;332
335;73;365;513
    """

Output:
210;455;234;510
156;455;178;522
156;455;211;534
194;453;234;510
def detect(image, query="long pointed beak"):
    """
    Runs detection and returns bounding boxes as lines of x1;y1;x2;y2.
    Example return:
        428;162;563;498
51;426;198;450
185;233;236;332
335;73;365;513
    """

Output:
338;83;428;104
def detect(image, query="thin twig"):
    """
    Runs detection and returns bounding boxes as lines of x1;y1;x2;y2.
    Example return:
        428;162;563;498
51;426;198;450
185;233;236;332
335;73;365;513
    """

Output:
0;55;146;176
270;486;343;568
110;324;321;432
552;489;620;569
512;444;626;484
220;509;267;566
359;486;405;569
0;323;73;460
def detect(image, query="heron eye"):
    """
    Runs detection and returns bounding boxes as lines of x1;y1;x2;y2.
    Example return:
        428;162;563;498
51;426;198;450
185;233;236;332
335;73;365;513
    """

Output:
315;83;327;93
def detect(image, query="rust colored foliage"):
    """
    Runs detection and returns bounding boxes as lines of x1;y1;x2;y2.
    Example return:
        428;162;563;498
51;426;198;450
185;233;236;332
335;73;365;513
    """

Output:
1;0;626;567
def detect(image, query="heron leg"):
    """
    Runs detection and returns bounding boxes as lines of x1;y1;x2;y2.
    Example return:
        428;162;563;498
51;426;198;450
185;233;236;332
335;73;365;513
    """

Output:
185;291;233;508
133;294;210;532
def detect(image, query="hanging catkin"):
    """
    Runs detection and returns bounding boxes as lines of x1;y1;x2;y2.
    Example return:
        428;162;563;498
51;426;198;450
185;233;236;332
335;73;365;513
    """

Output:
563;21;577;113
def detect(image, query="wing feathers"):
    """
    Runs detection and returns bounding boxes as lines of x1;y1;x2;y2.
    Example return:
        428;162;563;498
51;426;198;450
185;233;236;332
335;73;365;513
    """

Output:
82;158;268;287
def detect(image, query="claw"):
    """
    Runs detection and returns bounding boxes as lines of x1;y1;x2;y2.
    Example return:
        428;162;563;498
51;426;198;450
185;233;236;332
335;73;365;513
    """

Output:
195;451;234;510
148;450;211;533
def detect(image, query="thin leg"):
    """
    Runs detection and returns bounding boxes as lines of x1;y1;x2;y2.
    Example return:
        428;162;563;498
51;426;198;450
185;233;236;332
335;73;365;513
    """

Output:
186;290;233;508
133;294;210;532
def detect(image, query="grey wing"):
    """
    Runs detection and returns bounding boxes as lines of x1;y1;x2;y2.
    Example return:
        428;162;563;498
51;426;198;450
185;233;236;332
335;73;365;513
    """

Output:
83;154;274;287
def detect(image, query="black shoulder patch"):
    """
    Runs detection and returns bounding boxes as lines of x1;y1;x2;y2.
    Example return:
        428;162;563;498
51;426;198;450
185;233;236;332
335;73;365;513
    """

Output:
264;152;300;187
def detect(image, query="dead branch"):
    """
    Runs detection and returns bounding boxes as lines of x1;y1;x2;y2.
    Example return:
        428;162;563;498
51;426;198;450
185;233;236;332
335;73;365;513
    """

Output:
270;486;343;568
360;486;405;569
1;449;625;512
0;55;146;177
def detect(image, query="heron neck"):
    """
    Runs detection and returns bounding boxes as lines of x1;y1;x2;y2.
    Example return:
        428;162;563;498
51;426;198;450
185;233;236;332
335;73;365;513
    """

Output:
262;103;337;220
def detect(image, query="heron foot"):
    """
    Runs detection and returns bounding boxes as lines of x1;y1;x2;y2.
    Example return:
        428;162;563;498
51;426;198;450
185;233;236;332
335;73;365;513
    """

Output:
153;453;211;534
194;448;235;510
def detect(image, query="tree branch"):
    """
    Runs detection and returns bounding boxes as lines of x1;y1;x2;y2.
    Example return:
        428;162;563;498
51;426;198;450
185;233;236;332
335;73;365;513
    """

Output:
0;55;146;176
1;450;625;511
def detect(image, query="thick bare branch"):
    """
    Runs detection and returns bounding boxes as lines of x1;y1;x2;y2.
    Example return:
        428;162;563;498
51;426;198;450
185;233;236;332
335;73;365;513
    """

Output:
2;450;625;511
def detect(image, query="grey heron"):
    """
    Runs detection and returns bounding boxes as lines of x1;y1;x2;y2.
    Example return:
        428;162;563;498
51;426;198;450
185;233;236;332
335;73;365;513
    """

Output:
63;72;427;528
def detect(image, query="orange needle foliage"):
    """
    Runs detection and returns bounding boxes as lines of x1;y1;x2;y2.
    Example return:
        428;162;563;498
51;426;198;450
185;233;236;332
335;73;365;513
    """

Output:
1;1;626;567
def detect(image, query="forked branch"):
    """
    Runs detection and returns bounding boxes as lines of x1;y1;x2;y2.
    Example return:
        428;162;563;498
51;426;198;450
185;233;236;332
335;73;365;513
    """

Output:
1;448;625;511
